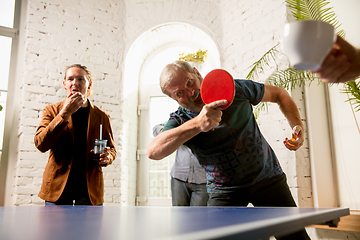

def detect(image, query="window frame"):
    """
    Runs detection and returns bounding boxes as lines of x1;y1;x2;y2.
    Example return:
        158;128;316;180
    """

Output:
0;0;22;206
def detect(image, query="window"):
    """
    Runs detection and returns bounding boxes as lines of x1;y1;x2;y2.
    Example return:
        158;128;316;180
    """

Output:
328;85;360;210
0;0;16;154
0;0;16;28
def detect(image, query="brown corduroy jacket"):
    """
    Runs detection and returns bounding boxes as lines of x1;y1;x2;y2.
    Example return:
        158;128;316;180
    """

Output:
34;100;116;205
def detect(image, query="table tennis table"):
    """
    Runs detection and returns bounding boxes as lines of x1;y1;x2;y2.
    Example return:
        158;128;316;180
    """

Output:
0;205;349;240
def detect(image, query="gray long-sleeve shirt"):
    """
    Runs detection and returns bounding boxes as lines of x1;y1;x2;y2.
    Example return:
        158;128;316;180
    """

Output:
153;124;207;184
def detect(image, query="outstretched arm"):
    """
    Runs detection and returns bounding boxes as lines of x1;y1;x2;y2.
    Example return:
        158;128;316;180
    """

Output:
147;99;227;160
310;36;360;83
261;84;304;150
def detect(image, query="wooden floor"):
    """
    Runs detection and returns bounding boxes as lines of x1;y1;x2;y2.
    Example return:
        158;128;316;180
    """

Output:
311;211;360;232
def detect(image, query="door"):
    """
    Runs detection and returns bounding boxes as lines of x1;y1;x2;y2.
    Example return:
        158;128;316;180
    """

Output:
137;83;179;206
134;41;218;206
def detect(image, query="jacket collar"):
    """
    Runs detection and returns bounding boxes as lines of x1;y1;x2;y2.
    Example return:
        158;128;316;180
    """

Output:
62;99;96;141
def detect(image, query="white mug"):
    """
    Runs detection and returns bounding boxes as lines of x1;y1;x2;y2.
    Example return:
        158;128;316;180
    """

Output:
281;20;336;71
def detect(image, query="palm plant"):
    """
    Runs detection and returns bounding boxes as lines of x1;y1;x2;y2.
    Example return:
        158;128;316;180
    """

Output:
248;0;360;119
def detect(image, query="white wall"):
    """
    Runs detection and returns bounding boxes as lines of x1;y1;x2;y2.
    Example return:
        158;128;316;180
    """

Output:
305;1;360;239
329;0;360;210
0;0;308;209
330;0;360;47
3;0;360;239
7;0;125;205
2;0;302;207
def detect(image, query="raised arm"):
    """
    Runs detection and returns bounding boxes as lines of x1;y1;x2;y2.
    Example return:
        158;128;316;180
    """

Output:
34;105;69;152
310;36;360;83
148;120;201;160
147;99;227;160
261;84;304;150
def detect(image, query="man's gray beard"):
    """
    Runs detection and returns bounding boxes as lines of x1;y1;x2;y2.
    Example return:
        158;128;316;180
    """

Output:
179;102;203;113
177;75;203;113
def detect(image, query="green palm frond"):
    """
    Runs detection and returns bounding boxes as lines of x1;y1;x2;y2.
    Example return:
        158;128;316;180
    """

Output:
287;0;337;22
341;79;360;111
246;43;282;80
286;0;346;38
248;0;359;119
266;68;320;91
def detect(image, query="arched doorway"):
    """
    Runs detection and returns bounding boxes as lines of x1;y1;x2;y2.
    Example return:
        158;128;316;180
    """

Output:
123;22;220;206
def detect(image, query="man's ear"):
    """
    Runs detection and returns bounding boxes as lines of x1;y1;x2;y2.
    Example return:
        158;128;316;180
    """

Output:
193;67;202;78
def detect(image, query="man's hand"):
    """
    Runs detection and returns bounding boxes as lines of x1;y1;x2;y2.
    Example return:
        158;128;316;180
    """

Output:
59;92;85;120
90;147;111;166
148;99;228;160
196;100;228;132
284;125;304;151
310;36;360;83
98;147;111;166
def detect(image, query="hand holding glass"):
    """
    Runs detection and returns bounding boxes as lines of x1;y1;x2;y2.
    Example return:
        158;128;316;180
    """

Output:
93;139;108;162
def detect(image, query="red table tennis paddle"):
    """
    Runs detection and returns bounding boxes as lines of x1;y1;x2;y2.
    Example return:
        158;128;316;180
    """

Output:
200;69;235;109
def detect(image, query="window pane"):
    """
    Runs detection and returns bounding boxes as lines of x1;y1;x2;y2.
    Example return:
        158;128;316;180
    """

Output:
149;172;170;198
0;0;15;28
0;36;12;90
0;36;11;151
148;96;178;199
329;85;360;210
150;159;168;171
0;92;7;151
149;96;179;138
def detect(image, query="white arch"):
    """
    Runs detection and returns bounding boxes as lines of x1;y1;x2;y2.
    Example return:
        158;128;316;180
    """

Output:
120;22;220;205
123;22;221;98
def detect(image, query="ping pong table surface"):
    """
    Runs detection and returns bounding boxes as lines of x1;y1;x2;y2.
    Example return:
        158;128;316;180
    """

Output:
0;205;349;240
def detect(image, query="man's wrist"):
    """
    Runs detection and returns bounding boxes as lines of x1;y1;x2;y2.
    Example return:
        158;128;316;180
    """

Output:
59;109;70;121
186;117;204;134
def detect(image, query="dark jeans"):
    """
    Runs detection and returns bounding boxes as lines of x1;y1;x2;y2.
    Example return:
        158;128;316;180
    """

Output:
208;173;311;240
171;177;209;206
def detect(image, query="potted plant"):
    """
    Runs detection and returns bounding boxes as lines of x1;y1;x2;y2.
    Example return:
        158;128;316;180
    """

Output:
179;49;208;70
247;0;360;120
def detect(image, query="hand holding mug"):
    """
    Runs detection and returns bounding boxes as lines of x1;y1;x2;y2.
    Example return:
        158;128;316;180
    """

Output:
282;20;336;71
310;36;360;83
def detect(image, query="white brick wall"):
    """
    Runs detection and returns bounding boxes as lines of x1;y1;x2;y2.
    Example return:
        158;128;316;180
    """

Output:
218;0;310;203
9;0;312;209
12;0;126;206
7;0;360;239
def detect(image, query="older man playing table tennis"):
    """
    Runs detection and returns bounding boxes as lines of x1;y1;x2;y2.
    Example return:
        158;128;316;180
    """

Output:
148;60;310;240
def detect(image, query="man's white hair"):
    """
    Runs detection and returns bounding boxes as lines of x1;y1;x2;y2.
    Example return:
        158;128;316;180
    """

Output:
159;60;196;97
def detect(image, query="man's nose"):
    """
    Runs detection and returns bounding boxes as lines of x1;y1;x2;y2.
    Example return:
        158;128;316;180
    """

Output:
186;88;195;97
